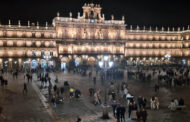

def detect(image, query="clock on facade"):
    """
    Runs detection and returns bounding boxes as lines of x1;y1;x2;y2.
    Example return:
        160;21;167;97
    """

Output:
90;19;95;23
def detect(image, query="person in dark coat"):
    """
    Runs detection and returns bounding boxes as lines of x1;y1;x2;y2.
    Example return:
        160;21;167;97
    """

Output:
75;89;81;99
1;78;4;86
136;110;141;122
23;83;27;94
4;79;8;86
53;85;57;92
155;84;159;93
142;97;147;108
116;105;121;122
179;98;184;106
76;117;81;122
120;105;126;122
141;108;148;122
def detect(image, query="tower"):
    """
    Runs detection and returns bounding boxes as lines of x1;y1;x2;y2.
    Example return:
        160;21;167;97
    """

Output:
82;3;102;20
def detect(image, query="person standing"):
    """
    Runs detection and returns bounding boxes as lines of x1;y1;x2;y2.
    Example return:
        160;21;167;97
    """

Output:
155;84;159;93
128;103;133;119
154;97;160;110
150;96;155;109
111;101;117;118
142;97;147;108
141;108;148;122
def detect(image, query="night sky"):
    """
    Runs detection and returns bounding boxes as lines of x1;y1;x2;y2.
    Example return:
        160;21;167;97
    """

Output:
0;0;190;29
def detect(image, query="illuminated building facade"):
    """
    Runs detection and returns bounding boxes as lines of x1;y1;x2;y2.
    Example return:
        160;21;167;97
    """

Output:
0;3;190;69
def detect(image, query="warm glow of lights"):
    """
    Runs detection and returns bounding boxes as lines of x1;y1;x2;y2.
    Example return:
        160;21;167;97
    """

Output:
44;32;50;38
154;43;160;48
148;35;153;40
7;31;13;37
142;50;147;56
17;41;24;46
27;51;32;56
148;43;153;48
136;35;141;40
17;31;23;37
0;31;3;37
129;35;134;40
36;41;41;47
186;35;190;40
9;58;12;62
142;35;147;40
135;43;140;48
26;32;32;37
45;41;50;47
142;43;147;48
7;40;13;46
167;36;171;41
154;35;160;40
17;51;23;56
18;58;22;62
0;40;3;46
166;43;171;48
26;41;32;47
161;43;165;48
8;51;13;56
35;32;41;38
161;36;166;40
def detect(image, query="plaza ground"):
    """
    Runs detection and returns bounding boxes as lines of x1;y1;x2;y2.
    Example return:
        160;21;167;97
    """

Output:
1;70;190;122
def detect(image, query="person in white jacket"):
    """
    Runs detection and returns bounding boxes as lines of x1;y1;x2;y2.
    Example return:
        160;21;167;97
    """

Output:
150;97;155;109
168;100;176;111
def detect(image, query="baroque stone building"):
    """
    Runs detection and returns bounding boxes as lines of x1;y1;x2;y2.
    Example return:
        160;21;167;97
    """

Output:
0;3;189;69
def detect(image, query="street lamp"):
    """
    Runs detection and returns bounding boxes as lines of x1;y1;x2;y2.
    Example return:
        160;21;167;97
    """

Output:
98;55;114;119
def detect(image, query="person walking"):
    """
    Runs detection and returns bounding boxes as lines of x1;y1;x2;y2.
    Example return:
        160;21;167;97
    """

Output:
23;83;27;94
120;105;126;122
116;105;121;122
51;95;56;109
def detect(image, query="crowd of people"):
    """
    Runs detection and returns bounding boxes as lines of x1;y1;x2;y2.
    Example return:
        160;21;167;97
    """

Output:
127;66;190;88
1;65;189;122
